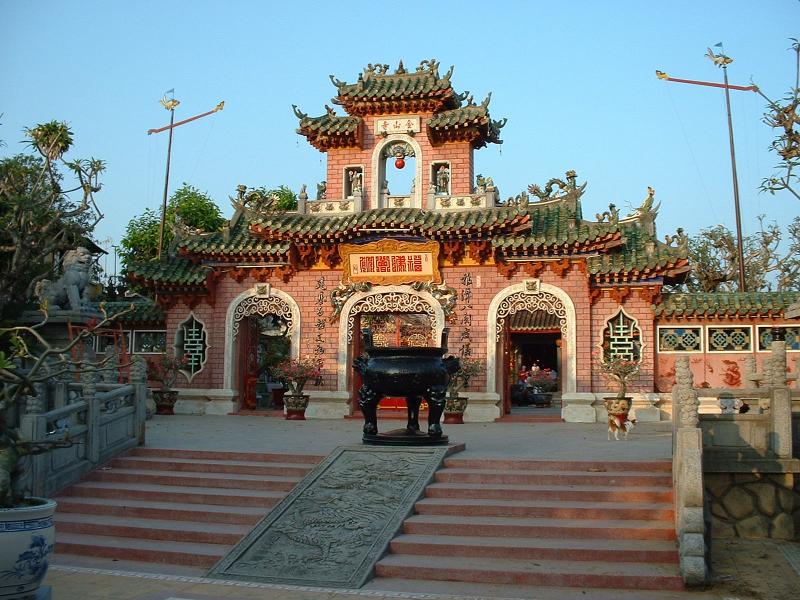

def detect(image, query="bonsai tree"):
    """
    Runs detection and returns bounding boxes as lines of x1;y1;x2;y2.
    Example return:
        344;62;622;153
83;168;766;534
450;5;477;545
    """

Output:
596;350;641;399
147;353;186;392
0;304;133;507
446;357;484;402
269;356;323;397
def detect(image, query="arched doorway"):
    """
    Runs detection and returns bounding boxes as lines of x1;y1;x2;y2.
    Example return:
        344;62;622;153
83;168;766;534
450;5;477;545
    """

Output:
507;310;562;412
486;281;576;415
223;286;301;409
371;135;423;208
336;286;444;405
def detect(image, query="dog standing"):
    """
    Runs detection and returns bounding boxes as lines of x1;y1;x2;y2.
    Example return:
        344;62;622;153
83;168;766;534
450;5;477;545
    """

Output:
608;414;636;440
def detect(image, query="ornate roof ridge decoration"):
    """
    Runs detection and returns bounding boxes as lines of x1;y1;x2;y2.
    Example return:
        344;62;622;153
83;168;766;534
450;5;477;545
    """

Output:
616;186;661;237
329;59;459;116
656;291;800;318
293;104;362;151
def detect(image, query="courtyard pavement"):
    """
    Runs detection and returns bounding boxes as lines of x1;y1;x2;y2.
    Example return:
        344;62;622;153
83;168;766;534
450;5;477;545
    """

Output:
46;415;800;599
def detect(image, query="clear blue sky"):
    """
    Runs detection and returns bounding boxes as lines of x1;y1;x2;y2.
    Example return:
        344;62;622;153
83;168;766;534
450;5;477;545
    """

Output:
2;0;798;277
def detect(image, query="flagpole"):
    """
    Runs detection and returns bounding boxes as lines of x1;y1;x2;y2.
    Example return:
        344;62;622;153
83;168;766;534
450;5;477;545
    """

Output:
656;45;756;292
149;95;223;260
157;104;176;260
721;60;747;292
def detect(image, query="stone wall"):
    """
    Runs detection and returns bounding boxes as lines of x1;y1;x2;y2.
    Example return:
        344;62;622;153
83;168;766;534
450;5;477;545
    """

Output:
705;472;798;540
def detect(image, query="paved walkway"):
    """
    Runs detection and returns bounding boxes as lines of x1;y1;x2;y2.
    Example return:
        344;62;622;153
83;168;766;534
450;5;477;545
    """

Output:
141;414;675;460
46;415;800;599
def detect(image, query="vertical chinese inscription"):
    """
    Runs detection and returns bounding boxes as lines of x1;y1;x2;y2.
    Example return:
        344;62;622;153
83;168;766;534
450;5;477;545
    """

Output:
315;277;327;359
459;272;474;357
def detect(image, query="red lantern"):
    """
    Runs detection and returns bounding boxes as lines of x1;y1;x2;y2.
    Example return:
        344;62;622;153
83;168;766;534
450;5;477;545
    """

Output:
395;157;405;169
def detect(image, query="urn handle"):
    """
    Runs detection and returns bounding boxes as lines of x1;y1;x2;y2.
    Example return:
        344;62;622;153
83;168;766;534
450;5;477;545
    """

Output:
361;328;374;350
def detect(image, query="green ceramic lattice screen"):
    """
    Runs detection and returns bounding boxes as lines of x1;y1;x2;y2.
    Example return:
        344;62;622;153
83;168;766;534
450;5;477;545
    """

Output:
757;326;800;351
707;326;752;352
175;313;208;380
657;326;702;353
602;309;642;361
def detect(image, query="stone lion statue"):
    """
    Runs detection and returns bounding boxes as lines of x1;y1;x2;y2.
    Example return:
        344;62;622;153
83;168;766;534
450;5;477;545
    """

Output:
35;247;94;311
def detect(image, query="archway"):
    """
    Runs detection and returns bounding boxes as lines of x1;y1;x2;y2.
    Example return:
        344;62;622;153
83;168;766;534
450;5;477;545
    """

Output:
370;135;423;208
335;285;445;393
486;282;577;404
223;285;301;394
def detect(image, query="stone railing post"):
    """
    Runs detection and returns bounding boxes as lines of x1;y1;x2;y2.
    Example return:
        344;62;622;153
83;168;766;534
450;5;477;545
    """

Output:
671;355;708;585
82;364;99;463
768;331;793;459
131;355;148;445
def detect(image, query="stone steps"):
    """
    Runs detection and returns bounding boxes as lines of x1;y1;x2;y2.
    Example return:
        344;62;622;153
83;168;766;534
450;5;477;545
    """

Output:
373;457;683;592
54;447;323;566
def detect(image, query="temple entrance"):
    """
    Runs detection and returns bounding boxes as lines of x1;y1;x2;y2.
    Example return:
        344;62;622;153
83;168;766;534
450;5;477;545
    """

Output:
237;315;290;411
504;310;562;414
353;312;433;410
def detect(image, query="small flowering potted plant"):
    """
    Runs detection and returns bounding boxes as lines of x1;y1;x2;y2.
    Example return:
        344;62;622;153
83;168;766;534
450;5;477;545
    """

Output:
269;356;323;420
596;350;641;417
148;353;187;415
444;357;484;424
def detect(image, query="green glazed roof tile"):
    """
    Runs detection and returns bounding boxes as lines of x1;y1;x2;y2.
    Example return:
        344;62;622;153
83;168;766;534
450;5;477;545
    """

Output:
100;300;164;324
126;257;210;286
656;292;800;318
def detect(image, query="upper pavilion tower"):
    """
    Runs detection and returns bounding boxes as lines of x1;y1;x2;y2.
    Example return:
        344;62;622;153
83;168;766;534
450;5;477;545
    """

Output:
292;59;506;214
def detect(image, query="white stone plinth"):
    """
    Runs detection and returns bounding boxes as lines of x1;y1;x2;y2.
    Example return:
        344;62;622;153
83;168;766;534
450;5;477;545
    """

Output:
172;388;236;415
306;391;351;419
463;392;501;422
629;393;662;422
561;393;597;422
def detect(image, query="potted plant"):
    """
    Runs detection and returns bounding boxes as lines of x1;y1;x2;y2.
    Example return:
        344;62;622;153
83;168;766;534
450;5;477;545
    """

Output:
596;351;641;418
526;368;557;407
148;353;186;415
268;356;323;420
444;357;484;424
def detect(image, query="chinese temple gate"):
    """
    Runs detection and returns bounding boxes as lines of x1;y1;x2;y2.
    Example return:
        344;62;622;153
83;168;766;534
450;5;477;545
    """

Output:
126;60;799;421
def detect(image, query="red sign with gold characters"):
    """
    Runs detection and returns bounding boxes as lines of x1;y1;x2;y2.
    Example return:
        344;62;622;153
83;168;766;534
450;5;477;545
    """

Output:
339;239;441;285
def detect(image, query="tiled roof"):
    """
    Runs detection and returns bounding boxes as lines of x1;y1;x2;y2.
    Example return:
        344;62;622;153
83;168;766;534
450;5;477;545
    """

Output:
294;107;362;151
176;216;291;258
249;206;529;242
656;292;800;318
331;61;458;113
427;104;505;146
509;310;561;331
101;300;164;324
125;257;211;286
493;201;619;252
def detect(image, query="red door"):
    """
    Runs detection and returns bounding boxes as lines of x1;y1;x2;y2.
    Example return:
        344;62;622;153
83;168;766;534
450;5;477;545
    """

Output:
238;317;260;410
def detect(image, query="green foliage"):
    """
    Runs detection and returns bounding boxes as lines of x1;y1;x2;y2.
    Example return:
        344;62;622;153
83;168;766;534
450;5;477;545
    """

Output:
674;217;800;292
267;185;297;211
25;120;73;160
0;122;104;323
757;39;800;202
447;357;484;399
119;183;225;267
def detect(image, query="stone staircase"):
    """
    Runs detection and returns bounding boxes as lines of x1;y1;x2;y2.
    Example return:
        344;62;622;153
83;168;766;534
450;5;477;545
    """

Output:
372;457;683;592
53;448;323;568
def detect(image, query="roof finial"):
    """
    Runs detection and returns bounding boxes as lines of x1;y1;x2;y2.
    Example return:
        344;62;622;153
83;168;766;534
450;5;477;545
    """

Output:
329;74;346;90
292;104;308;119
395;60;407;74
